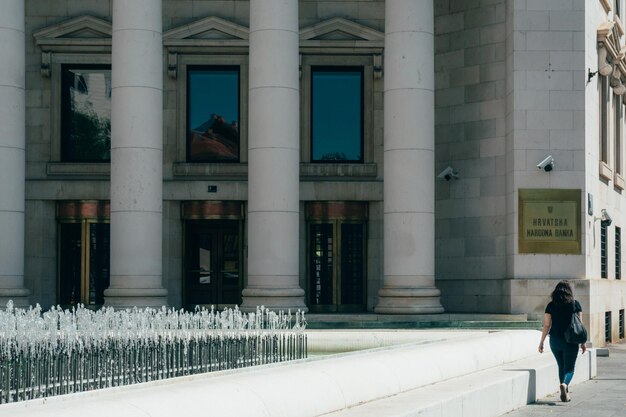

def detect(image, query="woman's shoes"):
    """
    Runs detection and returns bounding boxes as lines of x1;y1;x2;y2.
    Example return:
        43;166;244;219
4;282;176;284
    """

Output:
559;383;571;402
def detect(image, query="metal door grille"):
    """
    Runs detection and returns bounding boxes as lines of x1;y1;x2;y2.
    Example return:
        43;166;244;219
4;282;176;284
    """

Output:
601;223;608;278
616;227;622;280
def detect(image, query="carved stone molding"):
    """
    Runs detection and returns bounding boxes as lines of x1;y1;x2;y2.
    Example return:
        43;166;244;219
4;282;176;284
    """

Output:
597;19;626;92
40;51;51;77
163;16;249;53
373;54;383;79
168;52;178;79
33;15;111;50
300;17;384;45
33;15;112;77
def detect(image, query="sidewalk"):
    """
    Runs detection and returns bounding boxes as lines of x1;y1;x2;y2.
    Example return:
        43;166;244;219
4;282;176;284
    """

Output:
503;340;626;417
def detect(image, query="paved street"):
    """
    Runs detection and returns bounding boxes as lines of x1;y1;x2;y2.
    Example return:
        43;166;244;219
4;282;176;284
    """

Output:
503;340;626;417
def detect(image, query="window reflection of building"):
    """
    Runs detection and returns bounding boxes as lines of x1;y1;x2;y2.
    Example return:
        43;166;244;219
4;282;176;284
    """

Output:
61;65;111;162
311;67;364;162
187;67;240;162
57;201;110;306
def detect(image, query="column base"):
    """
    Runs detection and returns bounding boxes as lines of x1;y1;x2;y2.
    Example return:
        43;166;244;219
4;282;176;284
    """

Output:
0;287;30;309
375;287;444;314
240;287;308;313
104;287;168;309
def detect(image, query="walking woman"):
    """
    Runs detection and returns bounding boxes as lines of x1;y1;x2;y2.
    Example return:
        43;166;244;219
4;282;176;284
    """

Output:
538;280;587;402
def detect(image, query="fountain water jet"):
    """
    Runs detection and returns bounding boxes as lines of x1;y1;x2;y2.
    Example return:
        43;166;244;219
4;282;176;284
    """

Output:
0;301;307;403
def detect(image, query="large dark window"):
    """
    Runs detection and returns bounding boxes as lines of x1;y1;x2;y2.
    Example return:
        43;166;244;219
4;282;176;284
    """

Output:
61;65;111;162
187;67;240;162
311;67;363;162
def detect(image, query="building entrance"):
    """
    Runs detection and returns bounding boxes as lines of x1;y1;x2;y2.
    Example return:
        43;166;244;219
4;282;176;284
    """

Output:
184;220;241;309
57;201;110;307
306;202;367;313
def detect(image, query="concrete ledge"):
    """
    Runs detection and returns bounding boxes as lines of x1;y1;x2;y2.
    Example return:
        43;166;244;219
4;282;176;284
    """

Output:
307;313;531;322
305;313;542;330
323;349;596;417
2;331;594;417
307;329;486;353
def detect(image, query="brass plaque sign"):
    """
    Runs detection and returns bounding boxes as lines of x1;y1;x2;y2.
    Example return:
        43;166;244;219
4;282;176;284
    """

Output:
518;189;581;254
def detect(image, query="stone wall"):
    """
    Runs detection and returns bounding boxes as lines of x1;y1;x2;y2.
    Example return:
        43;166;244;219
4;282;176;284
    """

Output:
434;0;509;312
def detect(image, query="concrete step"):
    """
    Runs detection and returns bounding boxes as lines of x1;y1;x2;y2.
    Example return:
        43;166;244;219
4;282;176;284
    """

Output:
307;320;542;330
305;313;542;330
319;350;596;417
307;313;532;322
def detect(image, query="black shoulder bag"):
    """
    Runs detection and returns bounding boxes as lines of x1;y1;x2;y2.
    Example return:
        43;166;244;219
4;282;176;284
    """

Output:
563;301;587;344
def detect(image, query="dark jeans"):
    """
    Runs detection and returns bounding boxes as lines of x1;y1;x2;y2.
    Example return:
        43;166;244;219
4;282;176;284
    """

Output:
550;336;579;385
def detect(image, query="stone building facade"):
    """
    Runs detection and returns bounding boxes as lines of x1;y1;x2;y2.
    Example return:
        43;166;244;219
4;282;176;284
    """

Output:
0;0;625;346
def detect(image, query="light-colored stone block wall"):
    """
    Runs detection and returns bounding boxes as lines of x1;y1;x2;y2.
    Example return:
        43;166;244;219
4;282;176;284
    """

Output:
505;0;586;282
504;0;626;347
434;0;508;311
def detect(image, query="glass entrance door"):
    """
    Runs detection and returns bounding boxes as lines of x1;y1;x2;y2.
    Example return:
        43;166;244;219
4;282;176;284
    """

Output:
184;220;241;309
58;221;110;306
57;200;111;308
308;221;366;312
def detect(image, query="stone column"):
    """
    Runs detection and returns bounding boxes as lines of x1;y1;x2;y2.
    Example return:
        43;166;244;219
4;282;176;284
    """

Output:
0;0;29;308
105;0;167;308
375;0;443;314
240;0;307;312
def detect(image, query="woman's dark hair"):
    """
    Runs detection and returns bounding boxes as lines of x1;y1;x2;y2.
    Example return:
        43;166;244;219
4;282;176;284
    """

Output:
551;280;574;305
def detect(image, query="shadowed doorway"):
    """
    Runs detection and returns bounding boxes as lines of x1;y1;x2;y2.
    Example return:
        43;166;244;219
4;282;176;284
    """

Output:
182;202;243;310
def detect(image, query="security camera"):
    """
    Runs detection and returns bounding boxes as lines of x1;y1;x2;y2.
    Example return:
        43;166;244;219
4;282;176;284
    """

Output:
437;166;459;181
537;155;555;172
601;209;612;226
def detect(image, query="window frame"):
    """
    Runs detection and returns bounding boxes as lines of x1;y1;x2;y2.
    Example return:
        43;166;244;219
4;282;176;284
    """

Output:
600;74;613;180
175;54;248;166
602;221;609;278
56;200;111;307
60;64;112;163
301;54;374;165
185;65;242;163
310;66;365;163
306;219;368;312
305;201;369;313
614;93;622;172
48;54;112;177
606;311;613;343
